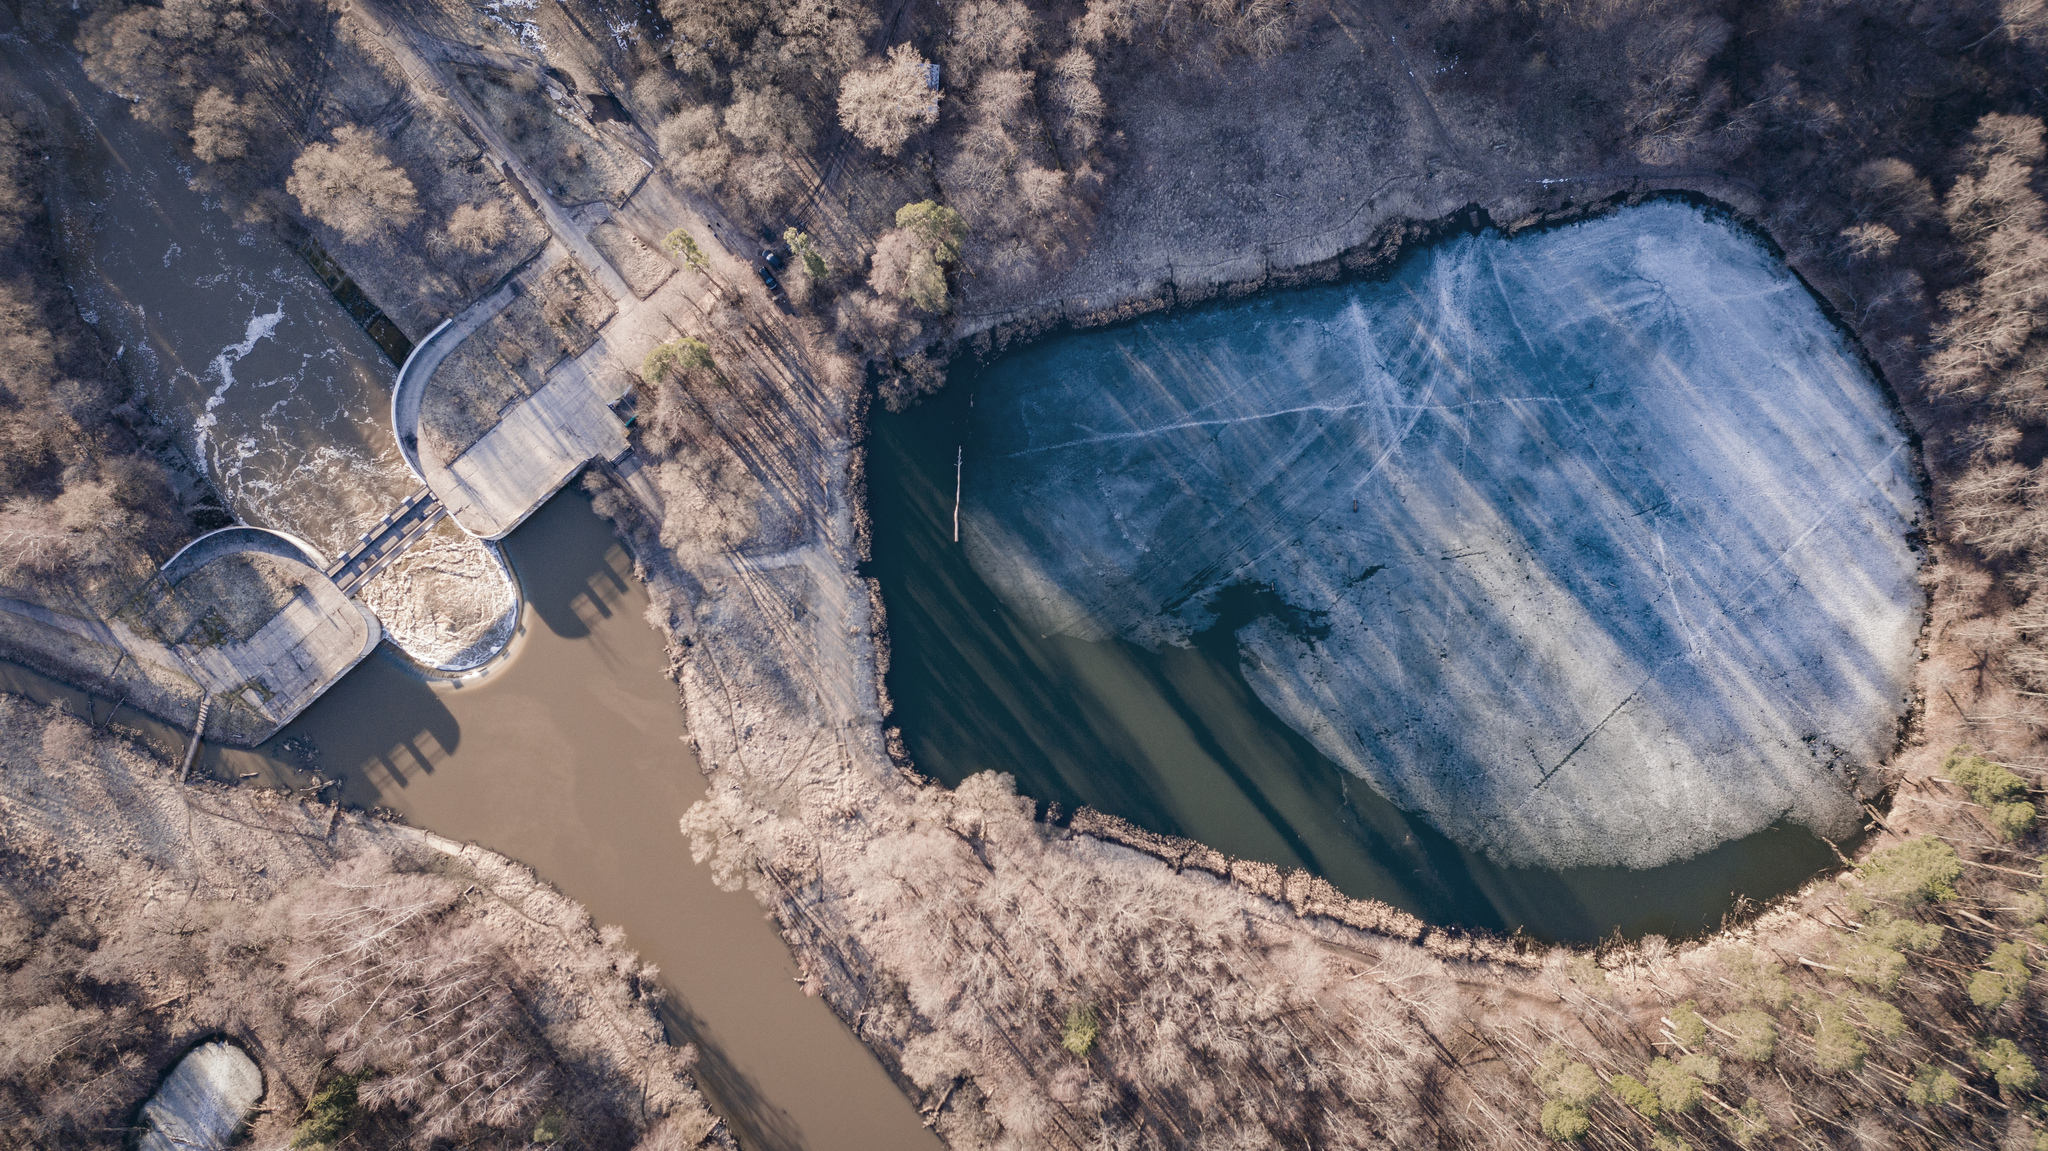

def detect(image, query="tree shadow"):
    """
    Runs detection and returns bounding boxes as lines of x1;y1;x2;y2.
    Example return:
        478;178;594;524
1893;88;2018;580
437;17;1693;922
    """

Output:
656;998;808;1151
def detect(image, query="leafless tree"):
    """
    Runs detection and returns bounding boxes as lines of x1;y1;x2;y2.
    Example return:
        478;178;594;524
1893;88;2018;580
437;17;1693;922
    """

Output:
287;126;423;245
838;44;941;157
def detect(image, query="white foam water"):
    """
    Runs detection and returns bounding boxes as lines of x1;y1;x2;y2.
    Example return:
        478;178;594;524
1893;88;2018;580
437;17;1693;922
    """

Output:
23;44;517;668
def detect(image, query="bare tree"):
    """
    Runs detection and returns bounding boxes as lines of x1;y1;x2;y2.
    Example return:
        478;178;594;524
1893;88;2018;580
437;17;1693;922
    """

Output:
837;44;941;157
1044;48;1105;156
658;107;735;190
287;126;422;245
724;83;815;153
443;201;511;256
774;0;881;79
1926;115;2048;399
941;0;1036;86
188;87;251;163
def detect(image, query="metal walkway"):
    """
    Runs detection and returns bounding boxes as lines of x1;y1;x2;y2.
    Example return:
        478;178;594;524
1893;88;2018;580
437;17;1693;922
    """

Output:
327;487;447;595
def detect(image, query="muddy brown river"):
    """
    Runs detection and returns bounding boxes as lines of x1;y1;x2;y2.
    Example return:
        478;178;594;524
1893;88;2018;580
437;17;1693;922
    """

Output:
3;491;938;1151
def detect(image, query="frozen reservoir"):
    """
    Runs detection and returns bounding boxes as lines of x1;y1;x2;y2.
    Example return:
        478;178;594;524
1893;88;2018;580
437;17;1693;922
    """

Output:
946;201;1922;875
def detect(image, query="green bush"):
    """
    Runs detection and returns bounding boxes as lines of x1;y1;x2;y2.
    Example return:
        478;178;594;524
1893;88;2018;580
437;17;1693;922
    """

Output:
1947;747;2028;803
895;200;966;262
533;1112;567;1144
782;227;829;280
1539;1099;1590;1142
1812;1003;1867;1073
1729;1099;1771;1147
662;227;710;272
1905;1063;1961;1107
1994;801;2039;840
1844;909;1945;992
1649;1133;1691;1151
1866;909;1946;952
1858;836;1962;905
1840;938;1908;993
1719;1010;1778;1062
1946;747;2037;840
1852;996;1907;1039
642;337;716;382
1646;1056;1711;1115
1725;949;1792;1008
291;1072;368;1150
1970;941;2030;1010
1609;1072;1659;1119
1536;1050;1603;1107
1976;1037;2040;1093
1060;1003;1100;1056
1669;1000;1707;1047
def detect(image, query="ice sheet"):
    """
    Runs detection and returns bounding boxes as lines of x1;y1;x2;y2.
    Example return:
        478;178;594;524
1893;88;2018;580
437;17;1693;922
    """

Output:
962;203;1923;869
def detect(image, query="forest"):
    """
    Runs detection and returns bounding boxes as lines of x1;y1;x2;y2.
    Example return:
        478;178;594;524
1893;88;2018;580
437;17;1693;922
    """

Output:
6;0;2048;1144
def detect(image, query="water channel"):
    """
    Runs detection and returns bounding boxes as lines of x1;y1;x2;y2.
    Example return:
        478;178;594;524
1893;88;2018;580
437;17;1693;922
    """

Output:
0;30;938;1148
870;203;1919;943
4;33;514;667
2;490;939;1151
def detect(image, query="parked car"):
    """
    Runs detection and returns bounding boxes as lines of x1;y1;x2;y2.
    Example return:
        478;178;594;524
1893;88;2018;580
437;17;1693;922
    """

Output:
757;266;783;294
761;248;786;270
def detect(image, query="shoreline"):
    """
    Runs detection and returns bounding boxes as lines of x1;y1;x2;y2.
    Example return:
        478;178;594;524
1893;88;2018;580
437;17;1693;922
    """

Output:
853;185;1929;957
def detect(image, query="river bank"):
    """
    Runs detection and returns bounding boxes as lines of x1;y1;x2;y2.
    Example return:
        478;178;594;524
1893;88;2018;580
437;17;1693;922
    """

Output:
608;77;2031;1147
0;488;941;1151
0;690;730;1149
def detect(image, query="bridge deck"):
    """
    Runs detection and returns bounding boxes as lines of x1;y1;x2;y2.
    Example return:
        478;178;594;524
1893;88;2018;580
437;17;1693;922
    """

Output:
329;487;447;595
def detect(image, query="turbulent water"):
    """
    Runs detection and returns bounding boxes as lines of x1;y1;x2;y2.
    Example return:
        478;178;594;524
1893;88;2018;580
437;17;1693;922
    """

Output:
958;202;1922;872
6;37;515;667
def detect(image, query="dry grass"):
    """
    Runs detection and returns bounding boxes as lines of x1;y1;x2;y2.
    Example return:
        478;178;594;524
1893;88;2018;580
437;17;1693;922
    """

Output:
592;218;676;298
420;322;543;465
454;67;644;206
145;553;301;647
0;692;731;1150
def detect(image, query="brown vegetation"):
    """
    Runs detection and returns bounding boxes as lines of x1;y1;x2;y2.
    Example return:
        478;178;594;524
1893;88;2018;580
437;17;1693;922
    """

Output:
0;103;190;615
288;126;424;246
24;0;2048;1144
582;0;2048;1145
0;693;730;1150
837;43;942;157
66;0;548;332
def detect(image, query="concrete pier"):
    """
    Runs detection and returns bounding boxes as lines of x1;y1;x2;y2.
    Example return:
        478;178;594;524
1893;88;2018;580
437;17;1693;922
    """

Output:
156;527;382;741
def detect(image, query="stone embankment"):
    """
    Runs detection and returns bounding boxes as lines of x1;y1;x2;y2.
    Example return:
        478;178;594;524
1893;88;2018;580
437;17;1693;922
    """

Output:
1059;805;1537;966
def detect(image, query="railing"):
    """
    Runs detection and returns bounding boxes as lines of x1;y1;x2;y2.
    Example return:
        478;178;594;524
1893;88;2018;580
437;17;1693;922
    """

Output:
326;487;447;595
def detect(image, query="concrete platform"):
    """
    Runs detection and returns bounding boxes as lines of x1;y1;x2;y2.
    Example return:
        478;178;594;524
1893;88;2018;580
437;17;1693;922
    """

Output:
158;527;382;737
426;341;632;539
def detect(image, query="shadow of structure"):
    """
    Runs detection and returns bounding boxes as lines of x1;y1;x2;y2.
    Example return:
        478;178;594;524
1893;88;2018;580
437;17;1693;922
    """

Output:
509;485;633;641
278;652;462;800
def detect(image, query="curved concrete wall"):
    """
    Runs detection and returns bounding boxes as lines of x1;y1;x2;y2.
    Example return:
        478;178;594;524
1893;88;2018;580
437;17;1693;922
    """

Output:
161;525;332;585
155;524;382;743
391;284;518;483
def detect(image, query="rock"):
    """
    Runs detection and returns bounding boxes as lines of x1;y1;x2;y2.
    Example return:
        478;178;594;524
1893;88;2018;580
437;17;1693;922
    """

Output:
961;201;1922;870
